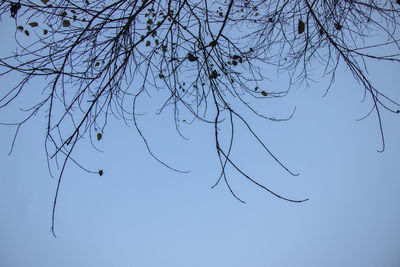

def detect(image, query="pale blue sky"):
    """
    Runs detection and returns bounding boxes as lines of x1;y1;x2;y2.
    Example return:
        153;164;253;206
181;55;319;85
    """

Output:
1;12;400;267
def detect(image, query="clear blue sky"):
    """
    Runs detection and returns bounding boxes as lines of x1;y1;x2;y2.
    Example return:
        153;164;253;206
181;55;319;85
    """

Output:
1;13;400;267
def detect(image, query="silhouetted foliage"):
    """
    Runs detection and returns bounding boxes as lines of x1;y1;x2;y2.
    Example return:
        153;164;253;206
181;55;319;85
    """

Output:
0;0;399;236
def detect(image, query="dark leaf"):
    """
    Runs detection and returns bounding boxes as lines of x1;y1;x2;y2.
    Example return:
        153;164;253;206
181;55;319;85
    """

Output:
210;70;218;79
335;23;342;30
298;19;305;34
29;22;39;27
10;2;21;18
209;40;217;47
187;52;198;62
62;20;71;27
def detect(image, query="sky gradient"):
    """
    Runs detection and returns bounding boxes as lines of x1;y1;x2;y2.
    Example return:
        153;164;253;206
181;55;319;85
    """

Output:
1;12;400;267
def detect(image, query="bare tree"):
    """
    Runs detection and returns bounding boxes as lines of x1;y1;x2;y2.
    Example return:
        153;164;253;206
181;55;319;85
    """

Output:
1;0;399;236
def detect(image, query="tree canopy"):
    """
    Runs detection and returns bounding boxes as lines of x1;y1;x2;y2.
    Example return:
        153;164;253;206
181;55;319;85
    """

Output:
0;0;399;235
